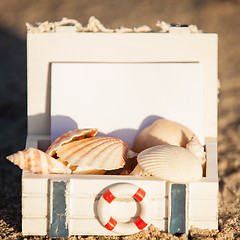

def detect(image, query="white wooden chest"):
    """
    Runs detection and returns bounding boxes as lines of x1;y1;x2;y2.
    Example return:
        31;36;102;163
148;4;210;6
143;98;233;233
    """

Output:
23;24;218;237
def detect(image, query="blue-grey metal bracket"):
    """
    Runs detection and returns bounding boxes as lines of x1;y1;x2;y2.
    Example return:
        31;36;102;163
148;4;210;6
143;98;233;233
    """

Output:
49;180;69;238
169;184;187;236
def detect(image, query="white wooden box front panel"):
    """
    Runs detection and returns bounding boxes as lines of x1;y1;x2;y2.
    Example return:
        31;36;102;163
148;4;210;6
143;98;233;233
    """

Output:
22;171;167;236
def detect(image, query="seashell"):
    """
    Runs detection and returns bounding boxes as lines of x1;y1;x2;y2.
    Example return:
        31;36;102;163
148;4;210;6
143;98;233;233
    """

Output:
56;137;128;173
186;135;206;165
137;145;202;183
6;148;71;174
132;119;195;153
130;164;152;177
46;128;98;157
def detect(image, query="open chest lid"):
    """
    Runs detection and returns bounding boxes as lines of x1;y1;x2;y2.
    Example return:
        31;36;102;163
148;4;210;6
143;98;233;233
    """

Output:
27;23;218;148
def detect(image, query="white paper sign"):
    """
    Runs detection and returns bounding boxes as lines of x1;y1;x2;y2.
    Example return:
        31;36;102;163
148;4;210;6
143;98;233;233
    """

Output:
51;63;204;147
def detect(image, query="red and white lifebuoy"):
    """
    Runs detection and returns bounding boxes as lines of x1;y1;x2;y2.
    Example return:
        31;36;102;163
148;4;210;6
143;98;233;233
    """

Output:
97;183;151;235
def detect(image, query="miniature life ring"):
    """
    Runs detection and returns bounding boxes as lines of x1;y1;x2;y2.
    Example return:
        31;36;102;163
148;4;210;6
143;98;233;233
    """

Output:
97;183;151;235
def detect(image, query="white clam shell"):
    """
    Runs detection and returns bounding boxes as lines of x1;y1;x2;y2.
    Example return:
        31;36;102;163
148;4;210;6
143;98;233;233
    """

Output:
6;148;71;174
56;137;128;173
137;145;202;183
46;128;98;157
132;119;195;153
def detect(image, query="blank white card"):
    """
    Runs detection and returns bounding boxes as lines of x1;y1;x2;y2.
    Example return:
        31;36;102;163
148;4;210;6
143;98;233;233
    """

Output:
51;63;204;147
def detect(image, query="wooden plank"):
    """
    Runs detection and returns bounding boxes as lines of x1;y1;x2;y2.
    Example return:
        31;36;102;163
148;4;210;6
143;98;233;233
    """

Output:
189;199;218;220
70;196;165;219
70;177;166;197
22;196;48;217
22;175;49;196
69;218;166;236
22;218;47;236
188;220;218;230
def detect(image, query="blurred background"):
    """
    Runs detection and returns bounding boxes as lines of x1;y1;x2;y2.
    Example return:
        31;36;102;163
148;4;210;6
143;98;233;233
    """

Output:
0;0;240;238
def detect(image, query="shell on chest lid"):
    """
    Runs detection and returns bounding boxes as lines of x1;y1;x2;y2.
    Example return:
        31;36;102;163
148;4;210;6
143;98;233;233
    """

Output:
132;119;196;153
136;145;202;183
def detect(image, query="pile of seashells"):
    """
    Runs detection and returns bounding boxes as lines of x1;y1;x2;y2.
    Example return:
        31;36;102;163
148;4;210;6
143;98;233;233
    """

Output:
6;119;206;184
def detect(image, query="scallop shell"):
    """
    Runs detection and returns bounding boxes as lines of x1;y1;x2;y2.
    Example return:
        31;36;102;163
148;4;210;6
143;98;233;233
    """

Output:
137;145;202;183
56;137;128;173
6;148;71;174
132;119;195;153
186;135;206;165
46;128;98;157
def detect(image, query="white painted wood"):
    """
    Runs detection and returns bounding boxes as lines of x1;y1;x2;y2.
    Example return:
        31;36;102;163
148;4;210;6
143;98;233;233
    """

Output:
22;174;49;196
205;137;218;180
189;199;218;220
25;29;218;236
70;176;166;197
22;196;48;217
69;218;166;236
188;220;218;230
27;32;218;139
25;135;50;150
22;218;47;236
70;197;165;219
189;180;218;198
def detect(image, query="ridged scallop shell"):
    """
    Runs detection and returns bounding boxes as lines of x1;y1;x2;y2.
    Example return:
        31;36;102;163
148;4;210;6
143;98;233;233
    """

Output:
56;137;128;173
132;119;195;153
6;148;71;174
137;145;202;183
186;135;206;165
46;128;98;157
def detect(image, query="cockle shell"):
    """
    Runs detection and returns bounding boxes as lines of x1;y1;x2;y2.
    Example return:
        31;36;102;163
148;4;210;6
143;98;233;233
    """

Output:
6;148;71;174
136;145;202;183
132;119;195;153
56;137;128;173
186;134;206;165
46;128;98;157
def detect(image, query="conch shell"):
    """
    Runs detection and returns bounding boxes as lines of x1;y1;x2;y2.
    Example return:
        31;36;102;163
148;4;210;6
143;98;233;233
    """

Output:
133;145;202;183
46;128;98;157
132;119;195;153
6;148;71;174
56;137;129;174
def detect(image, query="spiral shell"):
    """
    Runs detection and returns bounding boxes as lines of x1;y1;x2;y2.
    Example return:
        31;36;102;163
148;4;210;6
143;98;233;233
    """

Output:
132;119;195;153
6;148;71;174
56;137;129;173
46;128;98;157
137;145;202;183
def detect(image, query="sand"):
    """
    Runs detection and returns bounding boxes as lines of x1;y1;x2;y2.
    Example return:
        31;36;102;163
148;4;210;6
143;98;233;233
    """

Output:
1;0;240;239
